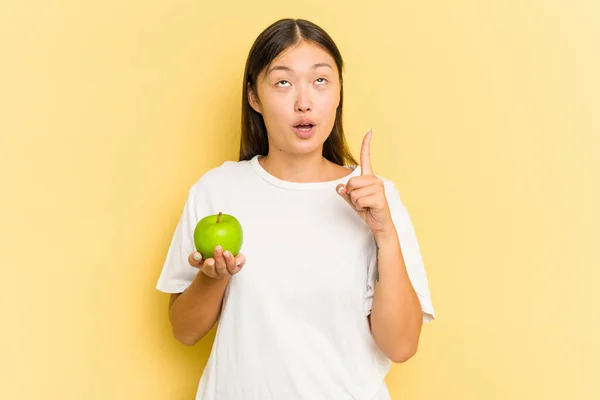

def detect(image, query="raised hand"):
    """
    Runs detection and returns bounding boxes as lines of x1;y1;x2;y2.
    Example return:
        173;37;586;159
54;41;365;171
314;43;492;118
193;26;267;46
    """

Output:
336;129;394;237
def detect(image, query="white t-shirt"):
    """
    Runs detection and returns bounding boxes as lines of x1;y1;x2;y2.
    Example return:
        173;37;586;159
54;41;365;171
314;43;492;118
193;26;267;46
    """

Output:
156;155;435;400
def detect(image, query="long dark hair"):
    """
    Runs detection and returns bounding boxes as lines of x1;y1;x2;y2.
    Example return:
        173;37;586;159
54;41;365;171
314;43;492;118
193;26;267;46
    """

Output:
238;18;358;166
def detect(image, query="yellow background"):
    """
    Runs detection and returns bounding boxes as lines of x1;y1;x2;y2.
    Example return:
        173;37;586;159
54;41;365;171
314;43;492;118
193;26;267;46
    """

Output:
1;0;598;398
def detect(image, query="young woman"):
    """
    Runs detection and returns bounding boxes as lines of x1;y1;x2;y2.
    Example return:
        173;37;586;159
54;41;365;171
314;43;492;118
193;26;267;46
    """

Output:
156;18;435;400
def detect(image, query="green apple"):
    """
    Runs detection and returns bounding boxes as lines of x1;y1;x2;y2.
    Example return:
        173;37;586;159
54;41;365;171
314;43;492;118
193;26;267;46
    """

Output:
193;212;243;259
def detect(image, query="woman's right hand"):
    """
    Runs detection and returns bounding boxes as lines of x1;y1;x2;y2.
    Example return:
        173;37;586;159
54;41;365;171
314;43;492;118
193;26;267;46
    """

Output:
187;246;247;280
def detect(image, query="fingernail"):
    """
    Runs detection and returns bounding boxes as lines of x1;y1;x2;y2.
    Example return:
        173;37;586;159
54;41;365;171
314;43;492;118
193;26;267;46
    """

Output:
215;245;222;251
224;251;231;258
337;185;344;194
193;252;201;261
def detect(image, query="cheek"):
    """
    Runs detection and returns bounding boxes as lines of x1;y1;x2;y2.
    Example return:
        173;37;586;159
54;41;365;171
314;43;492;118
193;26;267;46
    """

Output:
317;83;340;106
262;105;291;133
259;92;291;122
316;89;340;117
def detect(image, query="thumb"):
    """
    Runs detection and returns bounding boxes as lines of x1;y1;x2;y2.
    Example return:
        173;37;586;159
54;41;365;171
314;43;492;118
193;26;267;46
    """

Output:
336;184;355;210
188;251;204;268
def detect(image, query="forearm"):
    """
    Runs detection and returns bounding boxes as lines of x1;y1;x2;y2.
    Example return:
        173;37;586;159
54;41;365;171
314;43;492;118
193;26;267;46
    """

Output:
168;273;229;346
370;228;423;363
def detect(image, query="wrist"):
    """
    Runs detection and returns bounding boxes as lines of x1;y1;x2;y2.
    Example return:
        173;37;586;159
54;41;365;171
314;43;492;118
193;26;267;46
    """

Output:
373;226;398;246
194;270;230;287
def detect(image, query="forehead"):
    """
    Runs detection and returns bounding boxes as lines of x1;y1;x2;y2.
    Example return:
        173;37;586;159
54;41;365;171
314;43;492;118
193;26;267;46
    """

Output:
266;41;337;74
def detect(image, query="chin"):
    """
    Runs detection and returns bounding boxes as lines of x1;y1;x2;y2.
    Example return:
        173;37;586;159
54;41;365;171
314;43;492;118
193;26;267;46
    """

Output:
272;127;330;155
290;142;327;156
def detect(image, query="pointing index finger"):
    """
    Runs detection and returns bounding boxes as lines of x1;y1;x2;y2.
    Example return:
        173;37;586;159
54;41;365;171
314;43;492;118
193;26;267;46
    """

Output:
361;129;374;175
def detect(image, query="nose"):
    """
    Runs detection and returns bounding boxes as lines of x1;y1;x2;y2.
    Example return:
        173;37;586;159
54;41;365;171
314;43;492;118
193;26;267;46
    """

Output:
295;86;312;112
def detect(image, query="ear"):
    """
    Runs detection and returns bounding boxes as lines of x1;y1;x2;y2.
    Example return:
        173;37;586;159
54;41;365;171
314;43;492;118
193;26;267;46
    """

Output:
248;84;262;114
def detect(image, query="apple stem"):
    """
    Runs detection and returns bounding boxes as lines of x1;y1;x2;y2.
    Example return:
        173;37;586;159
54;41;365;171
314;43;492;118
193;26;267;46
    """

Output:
216;212;222;223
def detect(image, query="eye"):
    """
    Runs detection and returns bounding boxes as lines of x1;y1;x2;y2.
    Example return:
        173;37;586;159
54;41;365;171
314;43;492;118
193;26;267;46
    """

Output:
315;78;327;85
276;80;291;87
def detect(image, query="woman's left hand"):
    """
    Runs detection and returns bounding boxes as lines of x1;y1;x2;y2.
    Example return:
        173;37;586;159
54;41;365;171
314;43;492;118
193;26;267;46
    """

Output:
336;130;395;238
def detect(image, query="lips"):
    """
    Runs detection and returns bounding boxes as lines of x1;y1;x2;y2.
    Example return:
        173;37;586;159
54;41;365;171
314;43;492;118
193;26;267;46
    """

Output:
295;123;314;130
292;117;317;139
293;117;316;129
292;125;316;139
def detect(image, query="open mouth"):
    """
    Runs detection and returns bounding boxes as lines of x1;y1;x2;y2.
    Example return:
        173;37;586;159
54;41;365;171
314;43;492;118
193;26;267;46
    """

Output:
294;124;315;131
292;123;316;138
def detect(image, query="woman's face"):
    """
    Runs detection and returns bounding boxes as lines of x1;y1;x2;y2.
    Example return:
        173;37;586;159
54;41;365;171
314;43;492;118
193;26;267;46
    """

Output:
249;41;341;156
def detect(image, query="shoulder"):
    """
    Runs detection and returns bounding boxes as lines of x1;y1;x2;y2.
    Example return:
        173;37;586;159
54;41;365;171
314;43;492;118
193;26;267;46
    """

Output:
189;158;253;194
374;174;401;197
375;174;406;214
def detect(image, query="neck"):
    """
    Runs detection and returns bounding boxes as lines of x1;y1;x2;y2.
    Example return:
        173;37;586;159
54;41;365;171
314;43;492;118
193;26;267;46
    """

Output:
259;149;333;183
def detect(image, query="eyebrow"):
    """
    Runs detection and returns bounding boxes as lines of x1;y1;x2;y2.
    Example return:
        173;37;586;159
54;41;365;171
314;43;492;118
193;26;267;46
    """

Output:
266;62;333;76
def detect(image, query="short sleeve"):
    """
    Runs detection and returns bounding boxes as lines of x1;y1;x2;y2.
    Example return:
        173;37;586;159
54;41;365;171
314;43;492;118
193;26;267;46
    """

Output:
364;181;436;323
155;181;211;294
